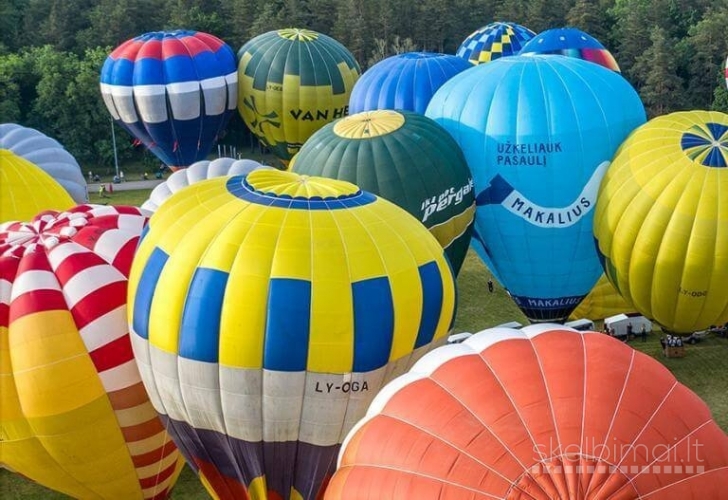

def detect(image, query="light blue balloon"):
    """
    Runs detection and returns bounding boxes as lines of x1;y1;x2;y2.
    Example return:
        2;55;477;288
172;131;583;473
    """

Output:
425;54;646;322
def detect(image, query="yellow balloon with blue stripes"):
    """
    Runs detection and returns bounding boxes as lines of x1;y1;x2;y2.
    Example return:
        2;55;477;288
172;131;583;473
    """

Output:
127;169;456;500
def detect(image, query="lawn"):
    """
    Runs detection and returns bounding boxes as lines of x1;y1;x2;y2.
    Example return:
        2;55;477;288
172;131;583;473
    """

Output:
2;189;726;499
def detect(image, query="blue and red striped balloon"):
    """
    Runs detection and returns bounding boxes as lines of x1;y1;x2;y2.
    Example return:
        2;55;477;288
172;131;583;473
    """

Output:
519;27;621;72
100;30;237;170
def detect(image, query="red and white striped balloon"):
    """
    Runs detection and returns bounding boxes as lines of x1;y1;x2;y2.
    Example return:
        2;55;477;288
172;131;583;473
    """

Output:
0;205;184;500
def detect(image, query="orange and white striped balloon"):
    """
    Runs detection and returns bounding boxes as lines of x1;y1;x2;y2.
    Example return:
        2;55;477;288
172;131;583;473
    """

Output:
328;324;728;499
0;205;184;499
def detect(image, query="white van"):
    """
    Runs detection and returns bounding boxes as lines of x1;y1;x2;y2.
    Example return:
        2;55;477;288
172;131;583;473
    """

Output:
564;318;595;331
604;313;652;337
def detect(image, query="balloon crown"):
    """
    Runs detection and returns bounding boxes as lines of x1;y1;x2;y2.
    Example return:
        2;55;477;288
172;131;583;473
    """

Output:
227;170;376;209
680;122;728;168
0;211;89;254
276;28;319;41
134;30;197;41
399;52;447;59
333;110;406;138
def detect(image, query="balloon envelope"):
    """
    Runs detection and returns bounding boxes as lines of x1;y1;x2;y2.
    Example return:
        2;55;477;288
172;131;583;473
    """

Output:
520;27;621;72
100;30;237;170
140;157;273;212
348;52;471;115
594;111;728;333
327;325;728;499
456;21;535;65
128;170;456;500
237;28;361;163
292;110;475;275
0;123;88;203
0;205;183;499
0;150;74;222
426;55;646;322
570;274;636;321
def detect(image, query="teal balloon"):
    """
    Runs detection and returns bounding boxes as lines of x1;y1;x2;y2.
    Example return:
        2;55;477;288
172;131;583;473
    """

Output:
292;109;475;275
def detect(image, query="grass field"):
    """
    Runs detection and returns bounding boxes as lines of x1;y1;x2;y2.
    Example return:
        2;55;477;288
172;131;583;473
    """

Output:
2;189;726;499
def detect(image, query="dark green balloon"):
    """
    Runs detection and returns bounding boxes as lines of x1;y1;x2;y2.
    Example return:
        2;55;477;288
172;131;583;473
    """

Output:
291;109;475;275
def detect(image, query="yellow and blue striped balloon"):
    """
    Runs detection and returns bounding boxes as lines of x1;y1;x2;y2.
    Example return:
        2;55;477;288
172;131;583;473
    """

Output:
128;169;456;500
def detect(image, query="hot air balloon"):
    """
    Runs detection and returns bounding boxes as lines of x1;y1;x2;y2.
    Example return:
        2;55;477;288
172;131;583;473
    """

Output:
570;274;636;321
237;28;361;164
0;205;184;499
456;21;535;65
348;52;472;115
128;170;456;500
292;110;475;275
100;30;237;170
426;55;646;322
594;111;728;334
327;324;728;499
0;123;88;203
0;149;74;222
520;27;621;72
140;157;273;212
724;55;727;89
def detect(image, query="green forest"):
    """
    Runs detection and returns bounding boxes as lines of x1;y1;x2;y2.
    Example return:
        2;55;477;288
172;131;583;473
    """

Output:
2;0;728;169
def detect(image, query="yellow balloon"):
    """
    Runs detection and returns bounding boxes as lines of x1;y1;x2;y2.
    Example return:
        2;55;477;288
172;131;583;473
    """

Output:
0;149;74;222
570;274;636;320
594;111;728;333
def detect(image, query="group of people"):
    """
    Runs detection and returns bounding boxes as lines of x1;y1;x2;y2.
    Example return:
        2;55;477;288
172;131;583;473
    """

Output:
660;334;684;348
602;322;648;342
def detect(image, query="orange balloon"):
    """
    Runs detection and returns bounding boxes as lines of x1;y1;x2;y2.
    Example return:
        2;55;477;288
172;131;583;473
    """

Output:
328;325;728;499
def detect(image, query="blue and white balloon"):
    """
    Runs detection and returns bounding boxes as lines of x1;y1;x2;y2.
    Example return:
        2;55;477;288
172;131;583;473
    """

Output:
100;30;237;170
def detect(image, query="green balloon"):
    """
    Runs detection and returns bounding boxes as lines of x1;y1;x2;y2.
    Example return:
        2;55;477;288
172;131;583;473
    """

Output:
292;109;475;275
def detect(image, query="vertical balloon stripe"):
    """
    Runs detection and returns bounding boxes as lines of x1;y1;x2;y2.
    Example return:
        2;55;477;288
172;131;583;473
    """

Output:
352;277;394;372
264;278;311;371
133;247;169;340
179;268;228;362
414;261;444;349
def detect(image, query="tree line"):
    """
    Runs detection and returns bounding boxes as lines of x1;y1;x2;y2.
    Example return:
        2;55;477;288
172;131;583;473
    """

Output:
2;0;728;168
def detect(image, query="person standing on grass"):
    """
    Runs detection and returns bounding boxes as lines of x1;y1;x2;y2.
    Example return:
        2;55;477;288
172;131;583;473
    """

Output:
641;324;647;342
487;278;494;293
